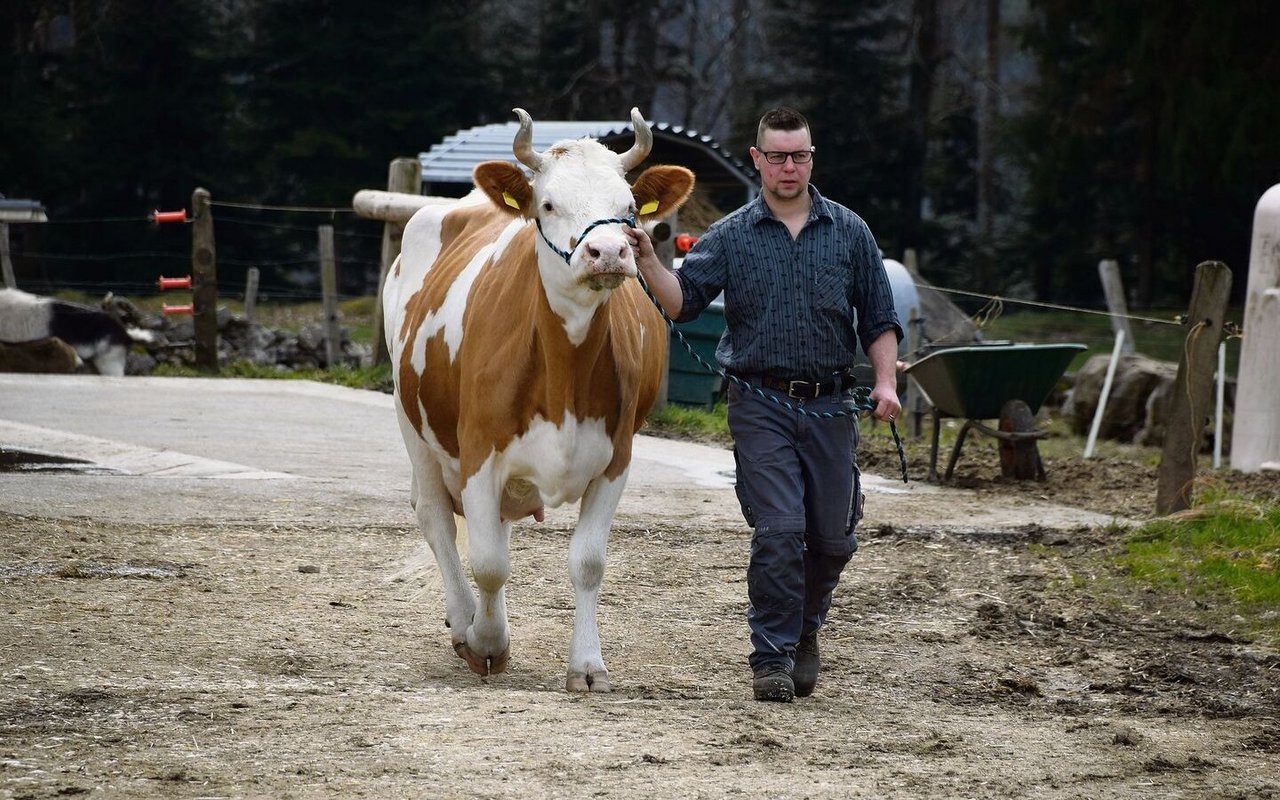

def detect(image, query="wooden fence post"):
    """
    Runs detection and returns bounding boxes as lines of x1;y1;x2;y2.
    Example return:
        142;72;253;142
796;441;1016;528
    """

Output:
1230;184;1280;472
371;157;422;365
1155;261;1232;515
1098;259;1135;354
1;223;14;289
191;187;219;372
905;306;923;438
319;225;340;368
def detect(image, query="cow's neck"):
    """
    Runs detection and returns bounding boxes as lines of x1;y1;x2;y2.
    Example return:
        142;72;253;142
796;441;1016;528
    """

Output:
536;253;613;347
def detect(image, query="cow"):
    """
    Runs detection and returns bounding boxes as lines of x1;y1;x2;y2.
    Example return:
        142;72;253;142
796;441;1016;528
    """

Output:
0;288;153;376
383;107;694;692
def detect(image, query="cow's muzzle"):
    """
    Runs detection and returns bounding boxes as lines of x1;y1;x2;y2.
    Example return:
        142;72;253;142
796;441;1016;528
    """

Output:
537;215;636;265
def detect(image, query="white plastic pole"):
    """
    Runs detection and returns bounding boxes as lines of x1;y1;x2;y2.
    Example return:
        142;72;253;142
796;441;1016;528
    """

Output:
1231;183;1280;471
1214;340;1226;469
1084;329;1126;459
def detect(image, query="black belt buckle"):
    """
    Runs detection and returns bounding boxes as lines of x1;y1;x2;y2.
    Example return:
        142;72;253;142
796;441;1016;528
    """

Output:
788;379;820;399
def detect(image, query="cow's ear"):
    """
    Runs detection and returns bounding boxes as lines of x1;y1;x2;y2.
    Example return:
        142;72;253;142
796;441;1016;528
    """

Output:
631;165;696;220
474;161;533;217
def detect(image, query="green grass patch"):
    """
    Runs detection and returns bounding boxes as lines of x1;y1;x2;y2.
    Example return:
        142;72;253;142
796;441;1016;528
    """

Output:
644;400;731;445
153;360;393;392
1120;491;1280;644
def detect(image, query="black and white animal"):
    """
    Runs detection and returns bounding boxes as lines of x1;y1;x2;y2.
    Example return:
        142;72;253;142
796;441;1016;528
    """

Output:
0;288;153;376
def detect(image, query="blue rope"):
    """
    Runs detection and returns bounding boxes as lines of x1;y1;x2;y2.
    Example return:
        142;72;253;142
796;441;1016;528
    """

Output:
538;216;637;264
635;271;909;483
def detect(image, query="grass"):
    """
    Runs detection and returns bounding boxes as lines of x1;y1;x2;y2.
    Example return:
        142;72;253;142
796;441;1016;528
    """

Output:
1119;486;1280;646
645;400;731;445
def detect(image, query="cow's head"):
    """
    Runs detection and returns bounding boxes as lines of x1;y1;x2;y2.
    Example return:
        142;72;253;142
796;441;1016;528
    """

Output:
473;108;695;293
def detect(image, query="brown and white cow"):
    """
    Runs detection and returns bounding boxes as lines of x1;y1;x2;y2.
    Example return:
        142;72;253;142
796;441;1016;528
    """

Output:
383;108;694;692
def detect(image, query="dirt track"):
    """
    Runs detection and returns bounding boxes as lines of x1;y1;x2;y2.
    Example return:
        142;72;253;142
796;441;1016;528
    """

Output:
3;490;1278;799
1;375;1278;798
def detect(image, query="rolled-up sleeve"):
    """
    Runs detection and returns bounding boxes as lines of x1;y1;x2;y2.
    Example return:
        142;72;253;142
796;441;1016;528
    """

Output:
848;223;903;353
672;229;727;324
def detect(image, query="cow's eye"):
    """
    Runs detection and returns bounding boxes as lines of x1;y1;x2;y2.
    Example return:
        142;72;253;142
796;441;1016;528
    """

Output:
541;200;554;214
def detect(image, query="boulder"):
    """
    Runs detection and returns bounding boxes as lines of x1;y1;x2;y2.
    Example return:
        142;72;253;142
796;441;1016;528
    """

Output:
1064;354;1175;442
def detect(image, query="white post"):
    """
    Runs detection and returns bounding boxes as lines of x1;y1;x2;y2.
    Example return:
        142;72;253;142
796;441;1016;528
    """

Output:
1231;184;1280;472
1084;329;1125;459
1214;340;1226;469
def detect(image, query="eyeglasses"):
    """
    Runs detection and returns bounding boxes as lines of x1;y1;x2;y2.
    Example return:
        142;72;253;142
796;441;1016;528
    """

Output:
759;148;815;165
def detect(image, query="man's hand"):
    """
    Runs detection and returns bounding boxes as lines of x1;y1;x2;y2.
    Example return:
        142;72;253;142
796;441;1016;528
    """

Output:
865;330;903;423
626;225;684;318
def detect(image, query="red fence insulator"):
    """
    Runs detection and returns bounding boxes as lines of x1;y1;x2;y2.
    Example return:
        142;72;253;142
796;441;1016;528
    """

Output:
151;209;188;224
162;304;194;316
157;275;193;291
675;233;699;254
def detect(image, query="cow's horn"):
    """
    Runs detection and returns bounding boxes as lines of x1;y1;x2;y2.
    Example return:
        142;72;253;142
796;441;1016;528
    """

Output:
619;107;652;171
512;108;545;173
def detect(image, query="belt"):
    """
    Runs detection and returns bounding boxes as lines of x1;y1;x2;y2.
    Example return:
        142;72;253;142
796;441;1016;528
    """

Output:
738;372;848;399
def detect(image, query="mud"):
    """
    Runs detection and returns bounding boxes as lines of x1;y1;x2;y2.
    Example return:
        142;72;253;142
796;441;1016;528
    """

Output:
3;456;1278;799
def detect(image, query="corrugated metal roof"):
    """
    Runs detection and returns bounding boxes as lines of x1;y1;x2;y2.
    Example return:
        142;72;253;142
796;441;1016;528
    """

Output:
418;119;758;198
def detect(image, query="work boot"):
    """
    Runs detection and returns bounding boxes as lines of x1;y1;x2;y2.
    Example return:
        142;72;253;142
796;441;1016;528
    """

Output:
793;632;820;697
752;665;795;703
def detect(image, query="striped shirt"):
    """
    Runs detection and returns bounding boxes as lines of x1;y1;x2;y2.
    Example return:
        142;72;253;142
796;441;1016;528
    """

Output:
674;185;902;379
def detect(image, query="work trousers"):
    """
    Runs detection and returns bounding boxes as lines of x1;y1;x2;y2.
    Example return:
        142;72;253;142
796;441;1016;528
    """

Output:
727;381;864;673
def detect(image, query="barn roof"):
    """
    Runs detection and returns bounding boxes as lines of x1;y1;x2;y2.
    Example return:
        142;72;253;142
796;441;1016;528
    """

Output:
418;118;759;210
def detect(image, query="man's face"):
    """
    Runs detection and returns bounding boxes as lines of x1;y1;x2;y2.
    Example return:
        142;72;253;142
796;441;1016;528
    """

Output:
750;127;813;203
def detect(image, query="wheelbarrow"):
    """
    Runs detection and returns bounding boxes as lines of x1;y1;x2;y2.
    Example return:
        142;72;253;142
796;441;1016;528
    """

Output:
902;342;1087;482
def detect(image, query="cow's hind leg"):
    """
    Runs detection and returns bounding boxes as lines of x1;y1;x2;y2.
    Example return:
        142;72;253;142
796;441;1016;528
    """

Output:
565;472;627;693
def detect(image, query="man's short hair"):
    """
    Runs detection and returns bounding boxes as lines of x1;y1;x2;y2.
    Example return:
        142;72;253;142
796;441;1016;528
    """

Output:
757;106;810;148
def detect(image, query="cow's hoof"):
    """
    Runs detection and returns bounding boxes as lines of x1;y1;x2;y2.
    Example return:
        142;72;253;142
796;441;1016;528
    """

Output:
453;641;510;676
488;646;510;675
566;670;611;693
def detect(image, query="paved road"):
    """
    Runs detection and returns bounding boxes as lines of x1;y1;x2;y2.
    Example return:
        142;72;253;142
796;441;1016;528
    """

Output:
0;374;1109;531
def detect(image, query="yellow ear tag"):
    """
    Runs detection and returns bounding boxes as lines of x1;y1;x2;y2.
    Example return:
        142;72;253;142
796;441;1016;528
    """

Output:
502;191;521;210
639;199;660;216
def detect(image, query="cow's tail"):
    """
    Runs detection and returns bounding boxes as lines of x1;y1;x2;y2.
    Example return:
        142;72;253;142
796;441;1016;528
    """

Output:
385;514;469;595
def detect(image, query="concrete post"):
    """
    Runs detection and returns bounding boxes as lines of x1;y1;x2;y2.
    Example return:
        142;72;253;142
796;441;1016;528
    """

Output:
1098;259;1135;355
1230;184;1280;472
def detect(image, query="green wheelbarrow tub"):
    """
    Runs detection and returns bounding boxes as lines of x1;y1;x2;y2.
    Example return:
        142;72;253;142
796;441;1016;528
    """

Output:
903;342;1088;421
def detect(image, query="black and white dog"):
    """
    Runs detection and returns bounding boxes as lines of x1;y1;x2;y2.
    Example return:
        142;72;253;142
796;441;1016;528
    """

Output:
0;288;153;376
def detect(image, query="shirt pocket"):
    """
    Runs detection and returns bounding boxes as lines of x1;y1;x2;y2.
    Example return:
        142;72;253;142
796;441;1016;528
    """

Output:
811;263;850;315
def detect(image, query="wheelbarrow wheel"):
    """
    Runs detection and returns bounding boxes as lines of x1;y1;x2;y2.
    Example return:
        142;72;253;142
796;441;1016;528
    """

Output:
999;399;1046;481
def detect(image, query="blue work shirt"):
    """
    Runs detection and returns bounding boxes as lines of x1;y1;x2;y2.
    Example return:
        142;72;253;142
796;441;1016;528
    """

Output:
674;185;902;380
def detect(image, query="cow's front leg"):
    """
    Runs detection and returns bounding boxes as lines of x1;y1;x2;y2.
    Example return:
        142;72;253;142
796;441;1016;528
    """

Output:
457;462;512;676
566;471;627;692
399;417;477;655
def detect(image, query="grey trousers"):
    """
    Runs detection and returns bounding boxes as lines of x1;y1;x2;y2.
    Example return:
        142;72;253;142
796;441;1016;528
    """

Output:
727;381;864;672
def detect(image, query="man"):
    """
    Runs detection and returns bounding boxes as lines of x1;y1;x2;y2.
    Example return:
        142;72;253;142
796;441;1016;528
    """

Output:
628;106;902;702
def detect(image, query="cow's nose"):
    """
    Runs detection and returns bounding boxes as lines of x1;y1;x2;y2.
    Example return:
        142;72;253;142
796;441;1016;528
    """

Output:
586;242;628;261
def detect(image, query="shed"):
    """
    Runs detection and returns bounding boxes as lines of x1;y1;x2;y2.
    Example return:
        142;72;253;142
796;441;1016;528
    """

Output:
418;117;759;227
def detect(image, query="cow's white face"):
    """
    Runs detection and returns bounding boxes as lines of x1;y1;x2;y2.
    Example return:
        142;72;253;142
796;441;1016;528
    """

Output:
530;140;638;291
470;108;694;341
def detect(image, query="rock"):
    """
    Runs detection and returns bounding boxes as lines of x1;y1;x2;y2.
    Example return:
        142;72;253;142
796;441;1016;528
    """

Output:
1064;354;1176;442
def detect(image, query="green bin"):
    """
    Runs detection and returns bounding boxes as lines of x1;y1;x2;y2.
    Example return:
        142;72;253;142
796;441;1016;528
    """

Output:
666;299;726;409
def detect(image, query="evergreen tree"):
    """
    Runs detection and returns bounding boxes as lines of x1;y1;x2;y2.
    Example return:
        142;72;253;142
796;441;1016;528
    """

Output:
1014;1;1280;305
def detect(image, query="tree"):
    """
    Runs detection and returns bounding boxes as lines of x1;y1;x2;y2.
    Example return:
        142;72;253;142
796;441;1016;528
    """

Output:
1013;1;1280;306
744;0;913;255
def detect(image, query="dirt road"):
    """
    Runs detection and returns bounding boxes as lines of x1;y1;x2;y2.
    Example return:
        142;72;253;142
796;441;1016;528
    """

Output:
1;376;1277;798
